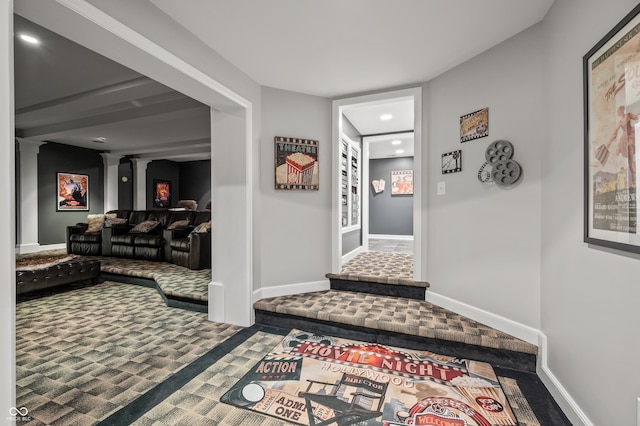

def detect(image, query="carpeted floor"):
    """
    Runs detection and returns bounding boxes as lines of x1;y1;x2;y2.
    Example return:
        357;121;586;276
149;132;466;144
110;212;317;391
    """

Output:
101;327;544;426
16;281;240;425
327;251;429;288
17;249;211;303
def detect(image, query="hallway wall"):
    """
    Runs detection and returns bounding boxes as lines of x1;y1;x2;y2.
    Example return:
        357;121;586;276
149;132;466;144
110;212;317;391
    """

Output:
540;1;640;425
425;23;543;331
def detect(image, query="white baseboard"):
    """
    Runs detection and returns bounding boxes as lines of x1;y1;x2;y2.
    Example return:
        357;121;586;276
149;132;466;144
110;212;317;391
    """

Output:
208;281;225;323
425;290;540;345
426;290;593;425
537;333;594;426
16;243;66;254
253;279;330;304
342;246;365;264
368;234;414;241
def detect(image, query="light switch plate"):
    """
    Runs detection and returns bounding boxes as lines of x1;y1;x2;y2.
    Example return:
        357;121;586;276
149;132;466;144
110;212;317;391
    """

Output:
437;181;446;195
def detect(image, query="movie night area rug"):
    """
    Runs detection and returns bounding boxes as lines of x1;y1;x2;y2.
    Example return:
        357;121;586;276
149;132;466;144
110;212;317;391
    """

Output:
221;329;517;426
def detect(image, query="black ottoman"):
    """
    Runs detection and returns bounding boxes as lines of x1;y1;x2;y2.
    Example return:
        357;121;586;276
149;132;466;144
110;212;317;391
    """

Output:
16;257;101;295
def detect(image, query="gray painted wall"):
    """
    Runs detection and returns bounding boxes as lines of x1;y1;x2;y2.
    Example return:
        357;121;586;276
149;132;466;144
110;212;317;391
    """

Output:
341;229;360;255
541;1;640;425
38;142;104;245
260;86;331;288
369;157;413;236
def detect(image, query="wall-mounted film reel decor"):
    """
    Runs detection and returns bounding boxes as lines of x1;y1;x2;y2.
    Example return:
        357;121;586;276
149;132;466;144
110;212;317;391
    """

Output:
477;140;522;187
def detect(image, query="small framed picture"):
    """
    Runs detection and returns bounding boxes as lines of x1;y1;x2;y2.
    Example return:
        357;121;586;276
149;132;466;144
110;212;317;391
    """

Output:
460;107;489;142
153;180;171;208
442;150;462;174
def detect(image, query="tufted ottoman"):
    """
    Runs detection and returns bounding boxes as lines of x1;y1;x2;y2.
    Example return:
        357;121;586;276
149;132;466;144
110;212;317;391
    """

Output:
16;257;101;295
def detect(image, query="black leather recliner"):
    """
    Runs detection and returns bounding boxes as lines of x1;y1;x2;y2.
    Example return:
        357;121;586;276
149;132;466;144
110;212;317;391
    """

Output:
163;211;211;269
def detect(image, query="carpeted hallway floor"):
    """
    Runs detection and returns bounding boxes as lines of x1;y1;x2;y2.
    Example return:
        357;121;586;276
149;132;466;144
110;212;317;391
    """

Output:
16;281;240;425
14;250;571;425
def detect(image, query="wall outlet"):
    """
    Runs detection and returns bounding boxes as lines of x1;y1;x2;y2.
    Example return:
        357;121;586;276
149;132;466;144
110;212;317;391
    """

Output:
437;181;446;195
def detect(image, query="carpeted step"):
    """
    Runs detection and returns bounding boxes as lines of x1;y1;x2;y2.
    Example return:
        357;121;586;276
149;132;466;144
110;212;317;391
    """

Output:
254;290;538;372
327;275;428;300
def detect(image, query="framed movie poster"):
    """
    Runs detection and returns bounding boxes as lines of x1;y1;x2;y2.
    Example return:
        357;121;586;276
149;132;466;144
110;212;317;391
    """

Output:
57;172;89;211
153;180;171;208
584;3;640;253
274;136;319;190
391;170;413;195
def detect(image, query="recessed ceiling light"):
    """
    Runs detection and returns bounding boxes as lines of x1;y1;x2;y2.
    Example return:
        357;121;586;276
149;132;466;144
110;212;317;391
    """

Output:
19;34;39;45
92;137;107;143
396;149;405;154
380;114;393;121
391;140;402;145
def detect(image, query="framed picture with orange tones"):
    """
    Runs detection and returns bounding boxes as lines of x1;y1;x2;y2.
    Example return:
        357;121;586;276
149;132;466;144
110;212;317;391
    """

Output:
57;172;88;211
153;179;172;208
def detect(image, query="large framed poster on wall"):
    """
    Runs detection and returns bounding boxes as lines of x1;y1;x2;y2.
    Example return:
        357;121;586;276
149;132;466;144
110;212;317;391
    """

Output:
584;3;640;253
57;172;89;211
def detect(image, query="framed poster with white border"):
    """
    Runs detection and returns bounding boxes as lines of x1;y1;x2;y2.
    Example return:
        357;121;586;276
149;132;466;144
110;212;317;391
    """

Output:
57;172;89;211
584;3;640;253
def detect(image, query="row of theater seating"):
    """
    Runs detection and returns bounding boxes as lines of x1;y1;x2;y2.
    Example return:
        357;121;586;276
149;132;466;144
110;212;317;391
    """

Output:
66;208;211;270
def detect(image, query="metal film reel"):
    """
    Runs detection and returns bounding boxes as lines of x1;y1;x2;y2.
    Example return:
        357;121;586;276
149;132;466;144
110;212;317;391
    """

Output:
485;140;514;165
491;159;521;186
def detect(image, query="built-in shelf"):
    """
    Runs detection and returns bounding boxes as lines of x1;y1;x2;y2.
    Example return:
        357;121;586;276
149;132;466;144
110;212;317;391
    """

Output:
341;135;361;233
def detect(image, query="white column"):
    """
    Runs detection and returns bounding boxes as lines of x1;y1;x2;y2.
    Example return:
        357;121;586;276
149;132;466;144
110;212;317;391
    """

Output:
130;158;151;210
16;138;46;253
100;153;123;213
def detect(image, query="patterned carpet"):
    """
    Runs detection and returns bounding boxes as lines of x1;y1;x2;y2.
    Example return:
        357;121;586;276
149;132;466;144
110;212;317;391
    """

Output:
118;329;542;426
254;290;537;356
326;251;429;288
16;249;211;303
13;254;568;425
16;281;240;425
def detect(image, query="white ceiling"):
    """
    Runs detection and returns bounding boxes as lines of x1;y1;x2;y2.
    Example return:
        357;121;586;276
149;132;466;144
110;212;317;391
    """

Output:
14;1;555;160
152;0;554;98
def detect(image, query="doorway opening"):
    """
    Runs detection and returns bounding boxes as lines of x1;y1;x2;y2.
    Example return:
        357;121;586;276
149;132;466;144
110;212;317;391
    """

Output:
332;87;424;282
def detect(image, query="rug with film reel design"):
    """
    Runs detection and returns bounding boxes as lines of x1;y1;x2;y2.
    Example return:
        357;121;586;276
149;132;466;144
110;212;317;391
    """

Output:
221;329;522;426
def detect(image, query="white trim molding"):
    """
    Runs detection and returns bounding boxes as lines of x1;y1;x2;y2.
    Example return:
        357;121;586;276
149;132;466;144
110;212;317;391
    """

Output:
369;234;414;241
342;246;365;264
425;290;539;345
425;290;593;425
537;333;594;426
252;280;330;304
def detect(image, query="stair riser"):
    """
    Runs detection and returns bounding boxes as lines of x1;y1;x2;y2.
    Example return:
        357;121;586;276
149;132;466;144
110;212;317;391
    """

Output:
255;310;537;373
329;278;426;300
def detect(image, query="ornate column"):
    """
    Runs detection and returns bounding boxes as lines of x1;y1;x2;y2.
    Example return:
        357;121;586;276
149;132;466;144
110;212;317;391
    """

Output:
130;158;151;210
100;153;123;213
16;138;46;253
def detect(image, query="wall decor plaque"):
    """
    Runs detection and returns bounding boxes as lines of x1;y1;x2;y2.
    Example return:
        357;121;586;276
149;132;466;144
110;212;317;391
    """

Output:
460;107;489;142
274;136;319;190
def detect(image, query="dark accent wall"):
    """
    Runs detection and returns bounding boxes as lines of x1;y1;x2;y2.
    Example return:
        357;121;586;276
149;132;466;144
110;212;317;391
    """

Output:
146;160;180;209
179;160;211;210
38;142;104;245
118;158;133;210
369;157;413;236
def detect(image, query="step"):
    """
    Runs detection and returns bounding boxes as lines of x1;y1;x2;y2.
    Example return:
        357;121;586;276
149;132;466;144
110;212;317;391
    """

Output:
327;276;428;300
254;290;538;372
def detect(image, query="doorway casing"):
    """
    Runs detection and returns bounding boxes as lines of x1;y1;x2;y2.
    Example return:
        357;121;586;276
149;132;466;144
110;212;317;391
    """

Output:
332;87;424;280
